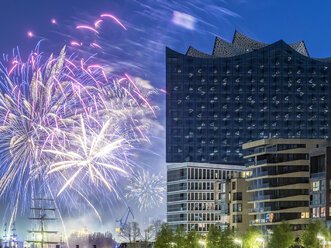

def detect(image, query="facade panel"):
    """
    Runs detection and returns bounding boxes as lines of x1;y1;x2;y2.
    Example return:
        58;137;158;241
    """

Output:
166;31;331;164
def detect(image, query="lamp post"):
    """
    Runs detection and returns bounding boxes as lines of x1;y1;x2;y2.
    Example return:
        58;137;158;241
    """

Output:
198;240;206;248
234;238;243;248
256;237;264;248
317;234;326;248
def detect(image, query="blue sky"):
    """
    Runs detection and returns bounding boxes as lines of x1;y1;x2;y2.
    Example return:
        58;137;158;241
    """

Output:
0;0;330;240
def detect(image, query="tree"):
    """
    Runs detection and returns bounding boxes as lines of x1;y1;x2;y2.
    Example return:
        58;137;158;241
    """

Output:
206;225;221;248
119;221;142;244
187;229;201;248
142;225;155;248
173;225;187;248
242;226;262;248
300;221;330;248
155;223;174;248
153;219;163;236
219;228;237;248
268;222;295;248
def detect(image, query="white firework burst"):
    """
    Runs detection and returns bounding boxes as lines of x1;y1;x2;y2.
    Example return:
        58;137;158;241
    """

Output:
125;170;165;211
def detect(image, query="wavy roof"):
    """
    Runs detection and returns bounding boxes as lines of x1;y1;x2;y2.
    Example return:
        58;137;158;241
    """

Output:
186;30;310;58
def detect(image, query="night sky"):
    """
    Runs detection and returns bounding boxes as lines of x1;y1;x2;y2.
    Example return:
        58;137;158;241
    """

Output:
0;0;331;240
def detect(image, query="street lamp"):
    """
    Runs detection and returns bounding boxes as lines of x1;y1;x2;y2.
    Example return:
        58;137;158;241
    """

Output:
256;237;265;248
317;233;326;248
234;238;243;248
198;240;206;248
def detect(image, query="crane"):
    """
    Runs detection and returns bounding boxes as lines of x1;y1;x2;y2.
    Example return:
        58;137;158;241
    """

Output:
115;206;134;232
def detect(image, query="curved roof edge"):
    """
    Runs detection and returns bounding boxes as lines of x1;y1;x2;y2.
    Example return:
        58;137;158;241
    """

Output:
166;39;331;64
184;31;311;58
186;46;214;58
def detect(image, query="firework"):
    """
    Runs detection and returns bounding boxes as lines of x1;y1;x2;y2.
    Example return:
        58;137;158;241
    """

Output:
0;43;158;226
45;115;129;197
125;171;165;211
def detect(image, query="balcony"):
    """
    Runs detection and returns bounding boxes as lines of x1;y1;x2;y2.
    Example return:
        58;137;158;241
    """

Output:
246;171;269;179
245;161;255;167
256;159;268;165
254;147;266;154
249;206;272;213
214;209;229;214
249;195;272;202
248;183;270;191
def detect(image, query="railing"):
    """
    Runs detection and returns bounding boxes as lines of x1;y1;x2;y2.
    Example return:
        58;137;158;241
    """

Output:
254;147;266;154
248;183;270;190
245;161;255;167
249;206;272;213
246;171;269;179
214;209;229;214
256;159;268;165
249;195;272;202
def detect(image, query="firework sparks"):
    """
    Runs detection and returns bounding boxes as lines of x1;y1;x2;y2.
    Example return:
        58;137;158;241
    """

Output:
76;25;99;34
100;13;127;30
0;43;158;225
0;9;163;231
44;115;129;197
70;41;83;46
27;31;34;37
125;171;165;211
94;19;103;28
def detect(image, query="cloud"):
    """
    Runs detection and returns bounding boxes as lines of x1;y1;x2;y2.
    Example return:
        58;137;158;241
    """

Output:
134;77;154;89
172;11;196;30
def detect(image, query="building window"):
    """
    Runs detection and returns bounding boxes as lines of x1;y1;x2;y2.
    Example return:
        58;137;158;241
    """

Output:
233;203;242;212
329;207;331;216
233;215;242;223
232;182;236;190
233;192;242;201
313;207;320;218
321;207;326;217
301;212;309;219
312;194;321;205
220;183;226;193
313;181;320;191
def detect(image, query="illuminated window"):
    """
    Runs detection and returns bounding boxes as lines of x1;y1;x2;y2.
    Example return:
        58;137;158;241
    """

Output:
313;207;320;218
301;212;309;219
321;207;326;217
313;181;320;191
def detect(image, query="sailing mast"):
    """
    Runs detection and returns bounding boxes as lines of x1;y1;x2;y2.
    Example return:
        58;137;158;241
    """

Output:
26;198;59;248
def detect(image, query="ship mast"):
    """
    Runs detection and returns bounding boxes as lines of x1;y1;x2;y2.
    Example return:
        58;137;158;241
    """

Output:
26;198;59;248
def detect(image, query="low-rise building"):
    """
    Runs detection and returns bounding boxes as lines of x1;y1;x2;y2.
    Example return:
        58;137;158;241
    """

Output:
243;138;328;233
167;162;249;232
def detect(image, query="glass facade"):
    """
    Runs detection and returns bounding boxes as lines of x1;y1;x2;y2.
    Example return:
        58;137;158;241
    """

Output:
166;33;331;165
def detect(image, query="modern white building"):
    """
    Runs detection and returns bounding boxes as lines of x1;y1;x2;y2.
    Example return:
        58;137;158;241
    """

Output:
167;162;246;232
